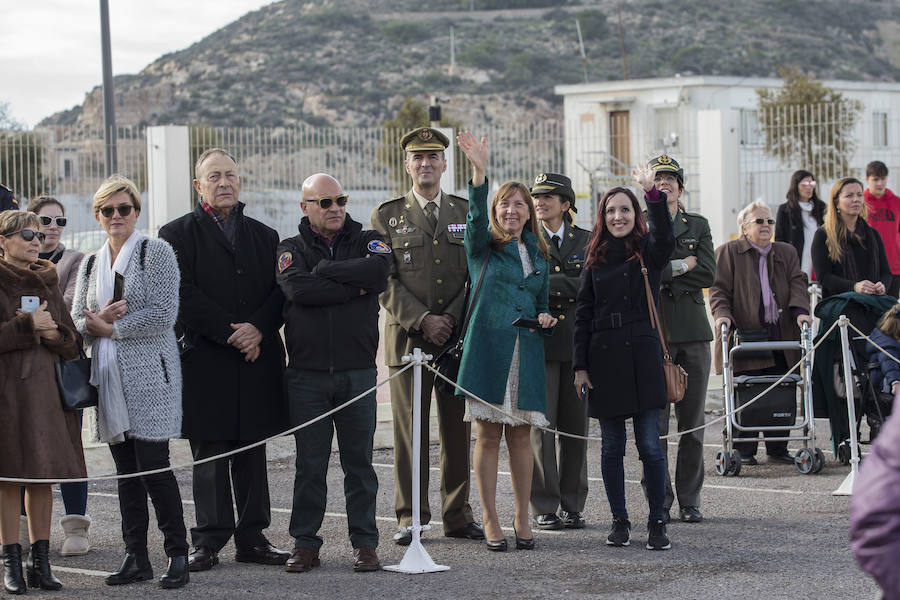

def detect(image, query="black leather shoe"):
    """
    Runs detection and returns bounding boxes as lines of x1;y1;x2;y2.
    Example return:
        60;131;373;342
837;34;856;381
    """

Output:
187;546;218;572
2;543;26;595
393;529;413;546
679;506;703;523
533;513;563;530
444;522;485;540
159;555;189;589
26;540;62;590
561;511;585;529
485;538;507;552
105;552;153;586
235;542;290;566
513;527;534;551
740;455;758;465
768;451;796;464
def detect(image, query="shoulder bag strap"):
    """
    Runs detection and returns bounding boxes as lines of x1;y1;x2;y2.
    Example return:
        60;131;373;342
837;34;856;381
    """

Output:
457;247;492;341
638;253;672;359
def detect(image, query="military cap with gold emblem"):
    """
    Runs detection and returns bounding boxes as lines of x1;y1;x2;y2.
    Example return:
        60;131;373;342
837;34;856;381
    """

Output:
400;127;450;152
648;154;684;186
530;172;577;212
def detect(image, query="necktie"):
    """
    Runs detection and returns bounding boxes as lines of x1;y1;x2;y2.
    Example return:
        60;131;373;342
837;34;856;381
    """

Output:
551;234;561;249
425;201;438;231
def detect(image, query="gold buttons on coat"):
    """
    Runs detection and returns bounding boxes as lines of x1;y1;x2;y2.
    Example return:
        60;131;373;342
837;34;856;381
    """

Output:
433;239;439;246
436;279;443;285
559;314;566;320
555;266;561;272
434;259;441;265
437;299;444;305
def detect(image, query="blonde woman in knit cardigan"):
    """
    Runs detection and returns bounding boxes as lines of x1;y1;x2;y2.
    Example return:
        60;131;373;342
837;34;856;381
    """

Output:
71;175;189;589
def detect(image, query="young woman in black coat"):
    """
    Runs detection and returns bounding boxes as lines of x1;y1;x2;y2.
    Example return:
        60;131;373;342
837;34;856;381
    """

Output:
775;169;825;280
573;166;675;550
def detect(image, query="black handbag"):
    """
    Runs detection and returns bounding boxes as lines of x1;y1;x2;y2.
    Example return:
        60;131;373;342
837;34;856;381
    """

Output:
430;248;492;396
55;348;98;411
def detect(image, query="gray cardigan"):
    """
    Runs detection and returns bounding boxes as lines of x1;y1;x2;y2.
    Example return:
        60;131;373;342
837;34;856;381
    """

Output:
45;244;85;310
71;237;183;441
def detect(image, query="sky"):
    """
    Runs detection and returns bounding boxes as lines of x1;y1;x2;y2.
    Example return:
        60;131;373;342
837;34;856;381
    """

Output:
2;0;275;128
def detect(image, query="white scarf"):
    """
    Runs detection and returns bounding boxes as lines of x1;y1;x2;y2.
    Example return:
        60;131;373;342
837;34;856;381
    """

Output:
91;231;142;444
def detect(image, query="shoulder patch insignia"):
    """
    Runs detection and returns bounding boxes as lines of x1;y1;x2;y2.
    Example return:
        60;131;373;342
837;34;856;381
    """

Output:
278;251;293;273
367;240;392;254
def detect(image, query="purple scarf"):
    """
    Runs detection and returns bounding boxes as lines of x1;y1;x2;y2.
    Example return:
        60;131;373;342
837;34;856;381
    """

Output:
748;239;779;324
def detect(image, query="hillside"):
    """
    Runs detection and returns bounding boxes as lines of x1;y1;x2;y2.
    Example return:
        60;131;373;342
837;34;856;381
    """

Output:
40;0;900;130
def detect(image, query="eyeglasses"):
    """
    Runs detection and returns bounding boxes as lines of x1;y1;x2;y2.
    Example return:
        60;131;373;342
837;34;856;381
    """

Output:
98;205;134;218
304;195;348;209
747;218;775;225
38;215;67;227
7;229;46;243
799;181;817;187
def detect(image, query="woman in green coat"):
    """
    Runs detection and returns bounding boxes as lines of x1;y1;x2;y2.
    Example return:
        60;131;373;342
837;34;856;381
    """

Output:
456;131;557;552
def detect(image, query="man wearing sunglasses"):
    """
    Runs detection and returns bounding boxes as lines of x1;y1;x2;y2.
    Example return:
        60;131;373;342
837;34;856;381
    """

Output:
371;127;482;546
642;155;715;525
158;148;290;574
277;173;391;573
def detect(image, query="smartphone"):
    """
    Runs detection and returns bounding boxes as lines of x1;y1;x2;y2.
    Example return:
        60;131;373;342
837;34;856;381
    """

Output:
580;384;589;403
112;271;126;303
512;317;542;329
20;296;40;313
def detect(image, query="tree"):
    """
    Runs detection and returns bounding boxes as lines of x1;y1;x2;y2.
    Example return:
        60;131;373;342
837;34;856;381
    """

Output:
756;67;862;179
378;96;463;193
0;101;25;131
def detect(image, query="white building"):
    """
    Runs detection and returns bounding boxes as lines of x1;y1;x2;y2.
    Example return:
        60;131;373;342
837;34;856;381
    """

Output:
555;75;900;245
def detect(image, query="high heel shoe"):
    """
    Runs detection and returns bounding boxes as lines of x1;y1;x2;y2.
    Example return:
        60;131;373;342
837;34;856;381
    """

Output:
2;543;26;595
26;539;62;590
485;538;508;552
513;526;534;550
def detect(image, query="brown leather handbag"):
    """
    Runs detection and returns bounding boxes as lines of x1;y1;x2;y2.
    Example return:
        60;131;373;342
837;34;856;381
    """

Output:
638;254;688;403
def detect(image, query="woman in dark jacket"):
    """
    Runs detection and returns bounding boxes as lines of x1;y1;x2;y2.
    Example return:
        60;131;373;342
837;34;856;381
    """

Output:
811;177;891;299
573;166;675;551
775;170;825;280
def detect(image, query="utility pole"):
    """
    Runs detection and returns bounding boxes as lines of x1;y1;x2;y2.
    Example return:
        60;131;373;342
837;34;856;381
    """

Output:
575;18;588;84
450;26;455;75
617;3;628;80
99;0;118;175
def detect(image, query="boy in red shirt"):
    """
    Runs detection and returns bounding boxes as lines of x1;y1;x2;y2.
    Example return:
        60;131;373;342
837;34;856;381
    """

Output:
864;160;900;297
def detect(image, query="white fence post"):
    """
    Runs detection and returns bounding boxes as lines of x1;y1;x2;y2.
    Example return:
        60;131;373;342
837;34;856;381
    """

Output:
697;109;741;247
146;126;191;237
437;127;456;195
833;315;861;496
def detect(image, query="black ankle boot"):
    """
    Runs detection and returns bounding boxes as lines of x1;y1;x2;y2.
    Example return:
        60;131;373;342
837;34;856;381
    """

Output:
159;555;189;589
2;543;27;595
26;540;61;590
105;552;153;586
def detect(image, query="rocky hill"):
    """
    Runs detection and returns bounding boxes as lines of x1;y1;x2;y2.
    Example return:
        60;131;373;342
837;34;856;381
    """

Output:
40;0;900;130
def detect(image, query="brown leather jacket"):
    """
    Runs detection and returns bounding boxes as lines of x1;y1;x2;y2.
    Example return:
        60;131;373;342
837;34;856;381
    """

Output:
709;237;809;374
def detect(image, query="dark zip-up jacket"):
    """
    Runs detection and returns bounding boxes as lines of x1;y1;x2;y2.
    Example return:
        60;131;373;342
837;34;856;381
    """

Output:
276;214;391;372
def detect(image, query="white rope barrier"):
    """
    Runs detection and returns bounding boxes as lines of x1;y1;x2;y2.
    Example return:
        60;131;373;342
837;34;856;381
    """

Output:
847;320;900;365
0;362;415;485
427;318;840;443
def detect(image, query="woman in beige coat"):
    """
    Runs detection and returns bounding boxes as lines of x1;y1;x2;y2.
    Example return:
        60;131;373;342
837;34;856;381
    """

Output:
709;199;811;465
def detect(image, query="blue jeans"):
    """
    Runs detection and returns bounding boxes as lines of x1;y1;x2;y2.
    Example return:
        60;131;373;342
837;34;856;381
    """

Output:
598;409;667;522
285;367;379;551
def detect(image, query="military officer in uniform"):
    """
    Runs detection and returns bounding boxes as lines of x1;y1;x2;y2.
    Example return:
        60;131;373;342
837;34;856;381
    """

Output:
645;155;715;524
0;184;18;213
371;127;483;545
529;173;591;531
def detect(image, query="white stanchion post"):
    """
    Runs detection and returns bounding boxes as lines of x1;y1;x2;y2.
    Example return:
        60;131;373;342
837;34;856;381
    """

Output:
833;315;860;496
384;348;449;574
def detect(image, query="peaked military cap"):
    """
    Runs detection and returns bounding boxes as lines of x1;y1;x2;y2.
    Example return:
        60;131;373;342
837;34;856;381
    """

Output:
531;172;577;212
401;127;450;152
649;154;684;185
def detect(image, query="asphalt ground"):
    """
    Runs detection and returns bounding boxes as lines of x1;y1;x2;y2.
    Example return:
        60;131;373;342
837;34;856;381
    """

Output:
25;408;879;600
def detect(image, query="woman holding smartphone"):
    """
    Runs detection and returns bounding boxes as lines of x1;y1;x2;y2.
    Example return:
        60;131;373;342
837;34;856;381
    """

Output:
0;210;85;594
71;175;189;589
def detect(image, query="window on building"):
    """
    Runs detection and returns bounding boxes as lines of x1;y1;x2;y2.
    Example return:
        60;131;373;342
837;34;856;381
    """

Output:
63;159;72;179
654;106;679;151
873;112;889;148
741;109;762;146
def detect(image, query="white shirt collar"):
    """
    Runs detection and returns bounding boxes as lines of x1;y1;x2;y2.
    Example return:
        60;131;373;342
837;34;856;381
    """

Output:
542;222;565;243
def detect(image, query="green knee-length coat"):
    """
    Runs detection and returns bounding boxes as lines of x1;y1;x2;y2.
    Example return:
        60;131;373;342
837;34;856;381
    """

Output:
456;179;550;412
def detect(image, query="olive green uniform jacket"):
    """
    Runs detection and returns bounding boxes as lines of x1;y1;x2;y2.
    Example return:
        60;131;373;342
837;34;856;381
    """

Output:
659;209;715;344
371;190;469;365
543;222;591;361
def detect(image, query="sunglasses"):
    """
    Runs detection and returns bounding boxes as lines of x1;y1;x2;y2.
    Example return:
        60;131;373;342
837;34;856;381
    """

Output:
98;205;134;218
747;218;775;225
305;195;348;209
799;181;817;187
8;229;46;243
38;215;67;227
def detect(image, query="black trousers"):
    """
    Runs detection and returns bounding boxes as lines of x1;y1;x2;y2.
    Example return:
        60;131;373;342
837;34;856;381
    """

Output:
108;439;188;558
189;440;271;551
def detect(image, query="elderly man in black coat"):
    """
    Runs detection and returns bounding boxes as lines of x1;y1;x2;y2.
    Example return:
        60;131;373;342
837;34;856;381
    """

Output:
158;148;290;573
